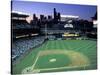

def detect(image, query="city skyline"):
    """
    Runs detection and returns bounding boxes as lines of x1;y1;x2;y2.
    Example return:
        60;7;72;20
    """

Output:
12;0;97;21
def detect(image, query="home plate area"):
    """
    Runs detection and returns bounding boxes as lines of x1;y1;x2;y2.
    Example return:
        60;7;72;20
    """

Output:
49;58;56;62
22;50;90;74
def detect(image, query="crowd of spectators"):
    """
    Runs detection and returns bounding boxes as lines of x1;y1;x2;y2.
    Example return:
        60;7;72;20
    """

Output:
13;23;34;29
47;35;56;40
12;37;45;61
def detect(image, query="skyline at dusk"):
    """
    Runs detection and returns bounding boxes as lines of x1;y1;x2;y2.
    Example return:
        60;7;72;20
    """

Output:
12;0;97;21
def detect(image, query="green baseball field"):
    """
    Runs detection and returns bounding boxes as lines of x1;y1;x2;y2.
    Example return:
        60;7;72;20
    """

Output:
12;39;97;74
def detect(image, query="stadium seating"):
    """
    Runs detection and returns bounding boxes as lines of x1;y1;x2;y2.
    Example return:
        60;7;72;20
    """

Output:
14;24;33;29
12;37;45;61
47;35;55;40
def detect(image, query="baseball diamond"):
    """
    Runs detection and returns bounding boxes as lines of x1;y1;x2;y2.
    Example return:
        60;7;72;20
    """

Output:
12;40;97;74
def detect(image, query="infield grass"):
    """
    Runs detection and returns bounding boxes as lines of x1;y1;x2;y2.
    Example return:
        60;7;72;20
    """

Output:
12;40;97;74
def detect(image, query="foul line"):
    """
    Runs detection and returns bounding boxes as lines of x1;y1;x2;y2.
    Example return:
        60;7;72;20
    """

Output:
32;51;41;69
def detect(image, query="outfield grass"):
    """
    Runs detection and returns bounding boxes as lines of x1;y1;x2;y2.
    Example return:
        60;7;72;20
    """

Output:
12;40;97;74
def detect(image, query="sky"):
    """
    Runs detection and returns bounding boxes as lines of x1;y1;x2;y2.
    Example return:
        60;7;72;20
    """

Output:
12;0;97;21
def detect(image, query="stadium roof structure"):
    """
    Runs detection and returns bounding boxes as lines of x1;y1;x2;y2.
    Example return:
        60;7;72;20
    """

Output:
61;15;79;19
11;11;29;18
12;11;30;15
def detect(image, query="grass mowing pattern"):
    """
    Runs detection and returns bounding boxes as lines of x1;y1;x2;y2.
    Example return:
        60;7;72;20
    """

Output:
34;54;71;69
12;40;97;74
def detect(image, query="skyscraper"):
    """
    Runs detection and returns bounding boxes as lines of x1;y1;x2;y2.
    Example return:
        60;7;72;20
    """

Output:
58;12;61;21
40;15;44;21
54;8;57;21
53;8;61;23
33;14;36;21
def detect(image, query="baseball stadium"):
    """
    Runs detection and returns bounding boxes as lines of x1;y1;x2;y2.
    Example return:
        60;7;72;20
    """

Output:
11;1;97;74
